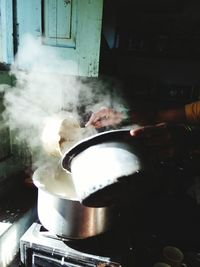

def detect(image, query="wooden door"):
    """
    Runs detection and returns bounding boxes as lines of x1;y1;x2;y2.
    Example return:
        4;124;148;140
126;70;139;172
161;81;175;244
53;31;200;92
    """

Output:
0;0;103;77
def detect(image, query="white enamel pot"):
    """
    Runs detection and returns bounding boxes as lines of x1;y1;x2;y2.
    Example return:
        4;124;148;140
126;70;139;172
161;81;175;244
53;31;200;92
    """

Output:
62;129;149;207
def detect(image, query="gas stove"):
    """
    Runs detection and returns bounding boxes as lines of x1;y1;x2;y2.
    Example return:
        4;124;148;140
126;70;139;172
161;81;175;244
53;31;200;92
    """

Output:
20;222;134;267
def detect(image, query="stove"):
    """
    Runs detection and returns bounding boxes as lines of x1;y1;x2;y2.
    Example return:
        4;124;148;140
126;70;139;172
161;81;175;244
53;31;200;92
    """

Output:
20;150;200;267
20;222;134;267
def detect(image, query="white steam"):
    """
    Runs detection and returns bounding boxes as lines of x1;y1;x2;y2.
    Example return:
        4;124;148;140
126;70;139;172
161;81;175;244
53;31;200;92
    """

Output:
2;34;126;168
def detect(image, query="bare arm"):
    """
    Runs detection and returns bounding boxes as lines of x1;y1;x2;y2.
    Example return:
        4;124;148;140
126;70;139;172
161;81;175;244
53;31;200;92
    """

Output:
85;106;187;128
130;106;186;126
155;101;200;124
155;106;186;124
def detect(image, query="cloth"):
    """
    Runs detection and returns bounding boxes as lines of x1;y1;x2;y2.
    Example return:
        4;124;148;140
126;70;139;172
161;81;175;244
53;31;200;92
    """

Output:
185;101;200;123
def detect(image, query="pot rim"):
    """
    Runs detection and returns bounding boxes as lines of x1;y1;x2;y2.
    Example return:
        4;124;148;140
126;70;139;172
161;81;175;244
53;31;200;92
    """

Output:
62;129;133;172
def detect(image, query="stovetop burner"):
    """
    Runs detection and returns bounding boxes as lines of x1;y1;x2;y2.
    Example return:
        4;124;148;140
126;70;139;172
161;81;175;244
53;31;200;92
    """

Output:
20;223;134;267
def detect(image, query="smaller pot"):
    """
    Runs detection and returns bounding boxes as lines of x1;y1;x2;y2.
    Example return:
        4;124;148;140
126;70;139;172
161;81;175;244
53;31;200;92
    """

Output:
33;165;118;239
62;129;149;207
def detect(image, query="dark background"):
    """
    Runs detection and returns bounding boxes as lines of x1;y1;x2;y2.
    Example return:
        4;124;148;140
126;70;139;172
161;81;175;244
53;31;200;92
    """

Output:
100;0;200;110
98;1;200;265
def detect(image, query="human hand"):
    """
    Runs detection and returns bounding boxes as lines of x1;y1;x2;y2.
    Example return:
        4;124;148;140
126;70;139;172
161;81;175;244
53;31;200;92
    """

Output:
85;107;124;128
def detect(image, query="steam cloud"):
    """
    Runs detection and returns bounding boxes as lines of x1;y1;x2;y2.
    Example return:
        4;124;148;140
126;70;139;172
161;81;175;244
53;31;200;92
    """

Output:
2;34;126;168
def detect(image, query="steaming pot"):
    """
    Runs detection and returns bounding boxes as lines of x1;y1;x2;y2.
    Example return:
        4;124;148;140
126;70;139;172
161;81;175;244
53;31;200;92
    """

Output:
62;129;148;207
33;165;117;239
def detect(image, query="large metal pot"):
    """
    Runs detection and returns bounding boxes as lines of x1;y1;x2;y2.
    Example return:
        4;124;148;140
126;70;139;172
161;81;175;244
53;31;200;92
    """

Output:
33;164;117;239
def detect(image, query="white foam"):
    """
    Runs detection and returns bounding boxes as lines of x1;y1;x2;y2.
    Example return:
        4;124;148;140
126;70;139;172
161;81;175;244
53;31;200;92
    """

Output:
33;164;77;200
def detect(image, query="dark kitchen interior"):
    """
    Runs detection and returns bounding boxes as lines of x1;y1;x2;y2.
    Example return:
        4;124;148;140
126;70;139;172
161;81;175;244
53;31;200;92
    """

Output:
1;0;200;266
98;1;200;266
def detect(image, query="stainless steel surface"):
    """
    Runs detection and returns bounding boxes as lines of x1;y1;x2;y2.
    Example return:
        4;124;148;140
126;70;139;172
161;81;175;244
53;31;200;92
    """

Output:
20;223;122;267
33;167;117;239
37;188;116;239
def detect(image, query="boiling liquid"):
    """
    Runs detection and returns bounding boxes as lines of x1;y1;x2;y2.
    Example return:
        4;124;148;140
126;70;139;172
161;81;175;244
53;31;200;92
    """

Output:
33;163;77;200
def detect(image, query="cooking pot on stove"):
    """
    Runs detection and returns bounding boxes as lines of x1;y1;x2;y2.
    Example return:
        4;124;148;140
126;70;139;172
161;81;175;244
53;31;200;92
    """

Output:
62;129;149;207
33;164;118;239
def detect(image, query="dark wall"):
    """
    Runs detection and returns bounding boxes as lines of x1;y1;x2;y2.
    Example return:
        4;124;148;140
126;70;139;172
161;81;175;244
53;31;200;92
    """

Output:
100;0;200;109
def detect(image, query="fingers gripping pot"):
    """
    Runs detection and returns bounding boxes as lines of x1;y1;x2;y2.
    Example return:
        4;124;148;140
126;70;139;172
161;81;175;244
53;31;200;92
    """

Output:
33;165;117;239
62;129;149;207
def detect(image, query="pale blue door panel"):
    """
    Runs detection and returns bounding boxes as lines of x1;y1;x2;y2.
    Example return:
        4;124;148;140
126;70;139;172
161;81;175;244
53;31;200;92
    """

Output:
0;0;103;77
43;0;76;48
0;0;14;64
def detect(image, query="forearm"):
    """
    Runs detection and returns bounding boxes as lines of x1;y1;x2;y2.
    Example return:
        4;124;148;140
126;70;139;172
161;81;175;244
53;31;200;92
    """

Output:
86;101;200;128
156;101;200;124
127;107;186;126
155;107;186;124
